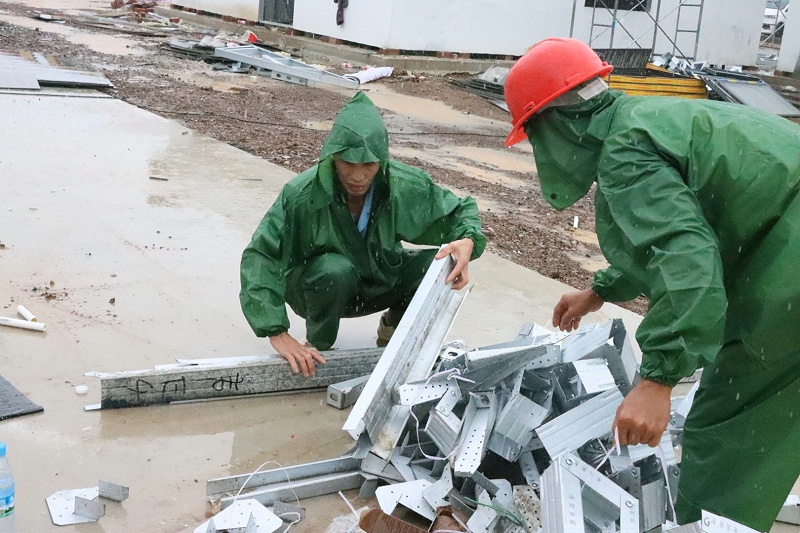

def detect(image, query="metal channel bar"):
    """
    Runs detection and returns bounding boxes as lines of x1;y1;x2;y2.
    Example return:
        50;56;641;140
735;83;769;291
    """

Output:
218;471;363;510
536;388;623;460
343;254;454;439
541;461;585;533
207;456;360;497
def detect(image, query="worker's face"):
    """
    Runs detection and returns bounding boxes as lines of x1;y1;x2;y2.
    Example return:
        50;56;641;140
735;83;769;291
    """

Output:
334;157;380;198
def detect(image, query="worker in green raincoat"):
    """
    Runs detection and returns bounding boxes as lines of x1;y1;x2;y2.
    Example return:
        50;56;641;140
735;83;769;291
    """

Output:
503;38;800;531
240;92;486;378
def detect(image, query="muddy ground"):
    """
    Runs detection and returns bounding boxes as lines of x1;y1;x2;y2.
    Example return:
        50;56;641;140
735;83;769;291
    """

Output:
0;3;649;314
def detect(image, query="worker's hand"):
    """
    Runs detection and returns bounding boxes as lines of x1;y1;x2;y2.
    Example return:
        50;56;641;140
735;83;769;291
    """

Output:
436;238;474;290
551;288;604;331
269;332;326;377
612;379;672;447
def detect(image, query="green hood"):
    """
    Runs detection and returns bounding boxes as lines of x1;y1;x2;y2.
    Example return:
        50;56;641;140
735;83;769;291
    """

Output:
319;91;390;164
524;89;622;210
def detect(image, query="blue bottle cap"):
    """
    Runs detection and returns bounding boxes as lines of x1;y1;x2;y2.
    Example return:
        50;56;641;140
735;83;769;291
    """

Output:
0;443;5;457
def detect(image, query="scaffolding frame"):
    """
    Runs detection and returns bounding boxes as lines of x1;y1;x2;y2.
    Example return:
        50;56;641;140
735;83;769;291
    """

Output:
571;0;705;61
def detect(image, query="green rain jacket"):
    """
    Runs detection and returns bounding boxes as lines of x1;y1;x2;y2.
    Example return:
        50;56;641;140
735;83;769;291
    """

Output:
525;91;800;386
240;92;486;338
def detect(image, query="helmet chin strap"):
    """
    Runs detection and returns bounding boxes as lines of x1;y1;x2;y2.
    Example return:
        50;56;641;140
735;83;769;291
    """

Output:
540;77;609;112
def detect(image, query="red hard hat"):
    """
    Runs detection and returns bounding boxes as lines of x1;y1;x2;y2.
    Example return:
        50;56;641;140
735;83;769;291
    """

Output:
504;38;613;147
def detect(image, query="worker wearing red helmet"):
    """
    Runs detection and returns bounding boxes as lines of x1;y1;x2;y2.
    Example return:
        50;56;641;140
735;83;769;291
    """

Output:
504;37;800;530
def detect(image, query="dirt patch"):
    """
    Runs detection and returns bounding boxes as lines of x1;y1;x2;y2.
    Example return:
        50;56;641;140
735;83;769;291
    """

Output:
0;6;648;316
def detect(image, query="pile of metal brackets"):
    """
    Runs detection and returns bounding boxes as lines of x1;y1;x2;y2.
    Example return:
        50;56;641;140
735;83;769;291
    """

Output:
207;254;707;532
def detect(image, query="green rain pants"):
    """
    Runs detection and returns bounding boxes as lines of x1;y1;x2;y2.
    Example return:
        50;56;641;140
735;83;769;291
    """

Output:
285;248;436;350
675;343;800;531
675;195;800;531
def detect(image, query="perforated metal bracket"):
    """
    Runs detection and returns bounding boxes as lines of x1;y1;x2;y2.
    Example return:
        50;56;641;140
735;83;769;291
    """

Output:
454;392;497;476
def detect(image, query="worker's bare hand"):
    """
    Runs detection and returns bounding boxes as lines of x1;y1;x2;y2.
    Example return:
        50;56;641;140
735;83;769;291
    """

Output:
552;289;604;331
269;332;326;377
612;379;672;447
436;238;474;290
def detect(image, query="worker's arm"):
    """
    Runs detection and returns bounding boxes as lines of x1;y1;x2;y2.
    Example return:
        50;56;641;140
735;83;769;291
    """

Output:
391;164;486;288
241;191;324;376
551;288;604;331
597;127;727;446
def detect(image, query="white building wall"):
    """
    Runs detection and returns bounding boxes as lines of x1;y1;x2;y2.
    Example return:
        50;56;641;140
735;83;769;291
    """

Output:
189;0;764;66
778;3;800;73
178;0;259;21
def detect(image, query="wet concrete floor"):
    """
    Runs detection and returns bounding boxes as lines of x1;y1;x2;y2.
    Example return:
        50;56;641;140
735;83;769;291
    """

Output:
0;91;646;533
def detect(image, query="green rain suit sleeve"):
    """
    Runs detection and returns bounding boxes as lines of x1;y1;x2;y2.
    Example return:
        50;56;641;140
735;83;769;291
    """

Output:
597;128;727;387
239;189;290;338
592;265;646;303
390;167;486;260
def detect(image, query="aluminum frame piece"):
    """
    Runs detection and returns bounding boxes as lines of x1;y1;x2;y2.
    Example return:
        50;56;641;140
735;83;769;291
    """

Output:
487;393;549;461
216;471;363;510
573;359;617;395
424;407;462;456
517;451;541;489
327;374;370;409
454;392;498;476
213;46;359;89
461;348;542;393
536;388;623;460
344;255;469;460
422;466;453;510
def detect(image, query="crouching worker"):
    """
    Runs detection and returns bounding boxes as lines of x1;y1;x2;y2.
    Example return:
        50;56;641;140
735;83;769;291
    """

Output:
240;91;486;377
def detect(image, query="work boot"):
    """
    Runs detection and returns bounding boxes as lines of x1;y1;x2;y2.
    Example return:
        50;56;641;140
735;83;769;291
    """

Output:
376;312;396;347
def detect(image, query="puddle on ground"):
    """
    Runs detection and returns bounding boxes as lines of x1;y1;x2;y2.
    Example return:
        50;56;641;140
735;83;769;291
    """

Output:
391;145;533;189
364;85;508;133
303;119;334;131
0;14;148;56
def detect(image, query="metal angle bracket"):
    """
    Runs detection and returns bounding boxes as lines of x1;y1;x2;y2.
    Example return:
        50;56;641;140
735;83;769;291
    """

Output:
98;479;129;502
74;496;105;521
46;488;102;526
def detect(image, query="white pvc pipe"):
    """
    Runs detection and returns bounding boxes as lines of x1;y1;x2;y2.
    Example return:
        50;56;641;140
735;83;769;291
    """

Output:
0;316;46;332
16;305;37;322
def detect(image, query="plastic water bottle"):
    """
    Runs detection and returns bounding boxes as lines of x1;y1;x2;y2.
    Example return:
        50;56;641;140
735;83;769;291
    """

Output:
0;443;15;533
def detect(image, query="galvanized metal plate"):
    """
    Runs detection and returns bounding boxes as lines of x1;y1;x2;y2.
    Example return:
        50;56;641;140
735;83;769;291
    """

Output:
376;479;436;521
46;488;100;525
194;499;283;533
